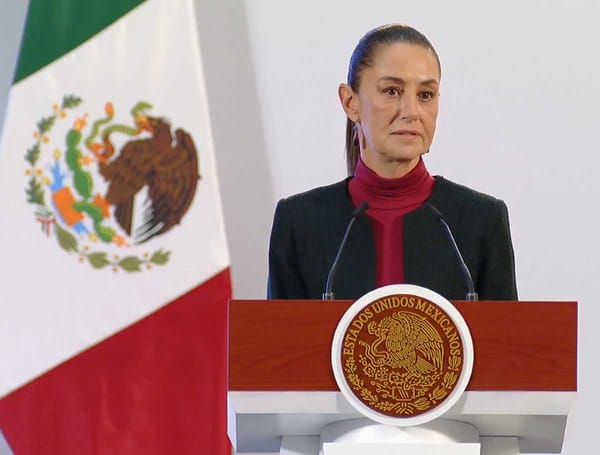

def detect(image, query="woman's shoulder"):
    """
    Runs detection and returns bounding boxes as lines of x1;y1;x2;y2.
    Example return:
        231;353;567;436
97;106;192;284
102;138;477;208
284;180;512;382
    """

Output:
280;178;351;207
432;176;507;209
271;178;354;238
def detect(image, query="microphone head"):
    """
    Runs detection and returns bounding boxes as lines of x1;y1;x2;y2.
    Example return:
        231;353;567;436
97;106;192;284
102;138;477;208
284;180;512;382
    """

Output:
352;201;369;217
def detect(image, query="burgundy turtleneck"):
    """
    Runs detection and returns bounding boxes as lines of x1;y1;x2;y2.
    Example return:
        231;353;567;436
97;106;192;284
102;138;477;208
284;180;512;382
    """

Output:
349;157;435;286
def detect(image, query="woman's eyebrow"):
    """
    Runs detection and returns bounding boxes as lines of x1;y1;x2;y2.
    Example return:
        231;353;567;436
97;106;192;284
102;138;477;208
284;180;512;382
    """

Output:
376;76;439;87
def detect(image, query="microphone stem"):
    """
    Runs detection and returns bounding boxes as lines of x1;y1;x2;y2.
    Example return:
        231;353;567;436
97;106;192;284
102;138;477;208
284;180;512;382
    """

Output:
438;218;478;301
323;217;357;300
427;203;478;301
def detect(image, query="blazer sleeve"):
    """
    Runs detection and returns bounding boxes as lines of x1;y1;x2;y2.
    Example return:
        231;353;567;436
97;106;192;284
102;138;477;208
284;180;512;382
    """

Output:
267;198;308;299
477;199;518;300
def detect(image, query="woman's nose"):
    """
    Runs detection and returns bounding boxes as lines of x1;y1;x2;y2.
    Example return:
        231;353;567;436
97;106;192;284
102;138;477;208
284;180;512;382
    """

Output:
398;92;418;121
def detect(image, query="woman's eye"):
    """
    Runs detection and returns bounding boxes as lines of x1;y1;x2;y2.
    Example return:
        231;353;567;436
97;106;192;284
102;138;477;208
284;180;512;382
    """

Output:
383;87;400;97
419;91;435;101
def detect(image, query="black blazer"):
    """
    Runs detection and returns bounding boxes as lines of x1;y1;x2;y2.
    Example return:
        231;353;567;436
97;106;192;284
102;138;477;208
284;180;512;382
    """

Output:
268;176;517;301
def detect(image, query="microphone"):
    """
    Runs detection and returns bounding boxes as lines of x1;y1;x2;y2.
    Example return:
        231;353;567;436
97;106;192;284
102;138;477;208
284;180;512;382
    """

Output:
322;201;369;300
426;202;478;301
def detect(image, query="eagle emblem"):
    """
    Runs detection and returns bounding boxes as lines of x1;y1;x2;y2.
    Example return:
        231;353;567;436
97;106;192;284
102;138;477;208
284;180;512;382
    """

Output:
24;95;200;272
340;295;464;418
363;313;443;376
94;114;199;244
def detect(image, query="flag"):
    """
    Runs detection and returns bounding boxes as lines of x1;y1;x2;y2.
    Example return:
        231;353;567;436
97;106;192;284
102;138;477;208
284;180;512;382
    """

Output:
0;1;231;453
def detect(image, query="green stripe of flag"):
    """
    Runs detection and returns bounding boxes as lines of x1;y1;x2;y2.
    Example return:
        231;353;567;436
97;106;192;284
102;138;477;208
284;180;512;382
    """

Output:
14;0;145;83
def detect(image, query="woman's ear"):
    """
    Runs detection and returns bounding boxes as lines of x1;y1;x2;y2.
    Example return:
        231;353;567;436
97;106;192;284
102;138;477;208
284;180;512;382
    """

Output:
338;83;359;122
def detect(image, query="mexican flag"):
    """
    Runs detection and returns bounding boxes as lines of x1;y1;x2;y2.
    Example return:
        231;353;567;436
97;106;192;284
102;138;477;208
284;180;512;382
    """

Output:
0;1;231;453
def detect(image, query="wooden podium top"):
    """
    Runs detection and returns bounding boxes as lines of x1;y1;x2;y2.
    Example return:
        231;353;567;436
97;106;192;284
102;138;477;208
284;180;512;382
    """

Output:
229;300;577;392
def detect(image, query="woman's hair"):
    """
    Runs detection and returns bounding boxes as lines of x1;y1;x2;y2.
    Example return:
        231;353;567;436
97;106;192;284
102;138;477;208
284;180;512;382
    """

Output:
344;24;441;175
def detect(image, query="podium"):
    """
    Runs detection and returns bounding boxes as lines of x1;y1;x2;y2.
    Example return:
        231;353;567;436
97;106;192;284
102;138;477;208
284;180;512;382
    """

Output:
228;300;577;454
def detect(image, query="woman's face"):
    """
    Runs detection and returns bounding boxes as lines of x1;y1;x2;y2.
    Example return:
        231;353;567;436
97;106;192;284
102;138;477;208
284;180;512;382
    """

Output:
341;43;440;177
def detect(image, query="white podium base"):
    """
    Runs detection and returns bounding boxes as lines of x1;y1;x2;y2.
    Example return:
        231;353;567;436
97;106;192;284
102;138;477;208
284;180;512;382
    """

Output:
480;437;520;455
229;390;570;453
323;443;479;455
280;436;320;455
272;422;521;455
319;418;479;455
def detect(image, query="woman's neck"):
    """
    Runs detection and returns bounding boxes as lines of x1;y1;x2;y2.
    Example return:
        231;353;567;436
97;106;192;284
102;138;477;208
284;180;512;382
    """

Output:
349;156;434;210
360;154;421;179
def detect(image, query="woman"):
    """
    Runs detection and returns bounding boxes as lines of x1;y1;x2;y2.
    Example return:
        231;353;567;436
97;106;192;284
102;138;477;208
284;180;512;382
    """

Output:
267;24;517;301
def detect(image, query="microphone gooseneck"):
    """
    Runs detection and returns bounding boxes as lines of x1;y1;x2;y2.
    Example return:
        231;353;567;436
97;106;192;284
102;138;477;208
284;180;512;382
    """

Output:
322;202;369;300
426;202;478;301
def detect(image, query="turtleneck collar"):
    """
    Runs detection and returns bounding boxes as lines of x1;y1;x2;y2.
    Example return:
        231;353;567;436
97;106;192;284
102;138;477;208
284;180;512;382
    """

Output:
349;157;435;211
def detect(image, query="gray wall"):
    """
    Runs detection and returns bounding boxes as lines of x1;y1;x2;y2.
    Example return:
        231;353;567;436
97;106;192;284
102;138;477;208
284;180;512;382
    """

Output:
0;0;28;134
193;0;274;299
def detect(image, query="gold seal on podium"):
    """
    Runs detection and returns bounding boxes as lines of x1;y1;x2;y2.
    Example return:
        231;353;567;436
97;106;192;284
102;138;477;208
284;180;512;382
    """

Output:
332;285;474;426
